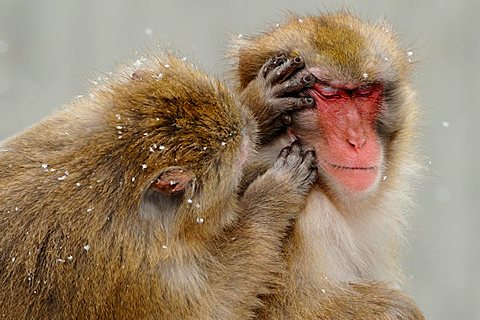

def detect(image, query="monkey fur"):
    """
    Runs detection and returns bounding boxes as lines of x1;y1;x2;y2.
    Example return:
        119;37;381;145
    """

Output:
0;54;317;319
231;12;425;319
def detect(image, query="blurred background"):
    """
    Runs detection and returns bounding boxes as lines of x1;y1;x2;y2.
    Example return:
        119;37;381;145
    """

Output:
0;0;478;318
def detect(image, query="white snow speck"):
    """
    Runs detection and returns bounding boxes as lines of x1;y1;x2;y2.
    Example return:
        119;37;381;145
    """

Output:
56;258;66;263
275;23;280;27
203;147;207;150
57;175;67;181
149;147;155;152
144;27;153;36
116;125;123;130
67;256;73;261
238;34;243;38
187;199;193;204
87;208;94;213
162;245;167;249
131;177;136;182
298;19;304;23
362;73;368;79
76;182;81;187
407;51;413;56
382;175;388;181
180;56;187;61
11;257;15;263
116;114;121;120
158;145;166;150
133;59;143;67
141;164;147;169
428;161;432;165
164;64;170;68
321;289;326;293
196;217;205;224
195;204;201;209
154;73;163;80
221;142;226;146
83;244;91;252
384;57;389;61
143;133;149;136
15;207;19;211
442;121;450;128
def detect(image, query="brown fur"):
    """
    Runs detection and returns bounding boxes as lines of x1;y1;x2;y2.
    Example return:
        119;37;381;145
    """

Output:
0;54;316;319
230;12;425;319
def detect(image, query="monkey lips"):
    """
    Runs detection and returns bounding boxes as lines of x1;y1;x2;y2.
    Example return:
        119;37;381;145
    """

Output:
306;82;384;193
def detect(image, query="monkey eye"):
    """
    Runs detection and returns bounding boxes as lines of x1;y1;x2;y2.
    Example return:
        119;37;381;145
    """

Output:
317;84;341;98
356;84;374;96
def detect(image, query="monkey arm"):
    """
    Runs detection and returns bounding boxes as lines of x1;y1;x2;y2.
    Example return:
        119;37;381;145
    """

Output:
207;141;317;319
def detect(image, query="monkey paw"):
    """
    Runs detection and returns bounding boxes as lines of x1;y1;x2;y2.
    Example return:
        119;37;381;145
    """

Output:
260;52;316;117
273;140;318;194
240;52;316;144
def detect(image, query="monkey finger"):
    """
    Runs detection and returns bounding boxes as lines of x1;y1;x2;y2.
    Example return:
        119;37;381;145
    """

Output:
266;56;305;85
270;96;315;113
271;71;315;97
302;149;317;165
304;167;318;185
277;145;292;162
261;52;287;78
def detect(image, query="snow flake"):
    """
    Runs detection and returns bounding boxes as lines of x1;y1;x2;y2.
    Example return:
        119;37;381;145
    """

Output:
196;217;205;224
144;27;153;36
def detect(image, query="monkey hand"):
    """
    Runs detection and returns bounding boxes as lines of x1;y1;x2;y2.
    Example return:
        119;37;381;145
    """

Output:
240;52;316;144
271;140;318;195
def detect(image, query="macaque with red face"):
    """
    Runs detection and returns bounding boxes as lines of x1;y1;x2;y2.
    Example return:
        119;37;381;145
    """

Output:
233;12;424;319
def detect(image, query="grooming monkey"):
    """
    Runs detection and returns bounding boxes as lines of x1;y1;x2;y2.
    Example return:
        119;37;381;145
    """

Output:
0;55;317;319
232;12;425;319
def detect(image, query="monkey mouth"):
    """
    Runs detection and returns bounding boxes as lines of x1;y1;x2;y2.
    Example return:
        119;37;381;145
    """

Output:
320;158;380;192
325;160;376;171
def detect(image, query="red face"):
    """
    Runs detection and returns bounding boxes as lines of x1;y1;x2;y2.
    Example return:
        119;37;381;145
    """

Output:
305;80;384;193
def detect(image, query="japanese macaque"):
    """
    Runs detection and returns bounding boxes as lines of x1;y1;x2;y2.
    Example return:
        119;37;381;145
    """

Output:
0;55;317;319
231;12;425;319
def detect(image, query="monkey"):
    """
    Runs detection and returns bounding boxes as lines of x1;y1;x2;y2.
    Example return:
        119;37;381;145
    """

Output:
230;12;425;319
0;54;318;319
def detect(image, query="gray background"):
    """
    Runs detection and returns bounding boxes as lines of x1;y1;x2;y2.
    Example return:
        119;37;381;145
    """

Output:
0;0;478;318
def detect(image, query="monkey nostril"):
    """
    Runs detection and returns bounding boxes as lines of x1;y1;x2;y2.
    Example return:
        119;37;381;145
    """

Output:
347;137;367;151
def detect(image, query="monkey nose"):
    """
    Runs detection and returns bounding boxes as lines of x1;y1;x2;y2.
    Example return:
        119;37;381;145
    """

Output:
347;128;367;151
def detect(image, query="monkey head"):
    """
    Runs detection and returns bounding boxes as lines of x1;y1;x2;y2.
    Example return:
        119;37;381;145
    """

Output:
233;13;417;199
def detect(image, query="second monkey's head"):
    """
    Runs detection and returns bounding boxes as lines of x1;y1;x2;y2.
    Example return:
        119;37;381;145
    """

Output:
232;12;418;200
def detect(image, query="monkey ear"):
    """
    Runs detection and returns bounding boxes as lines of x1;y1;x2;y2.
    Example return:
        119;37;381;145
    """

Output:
151;168;193;196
